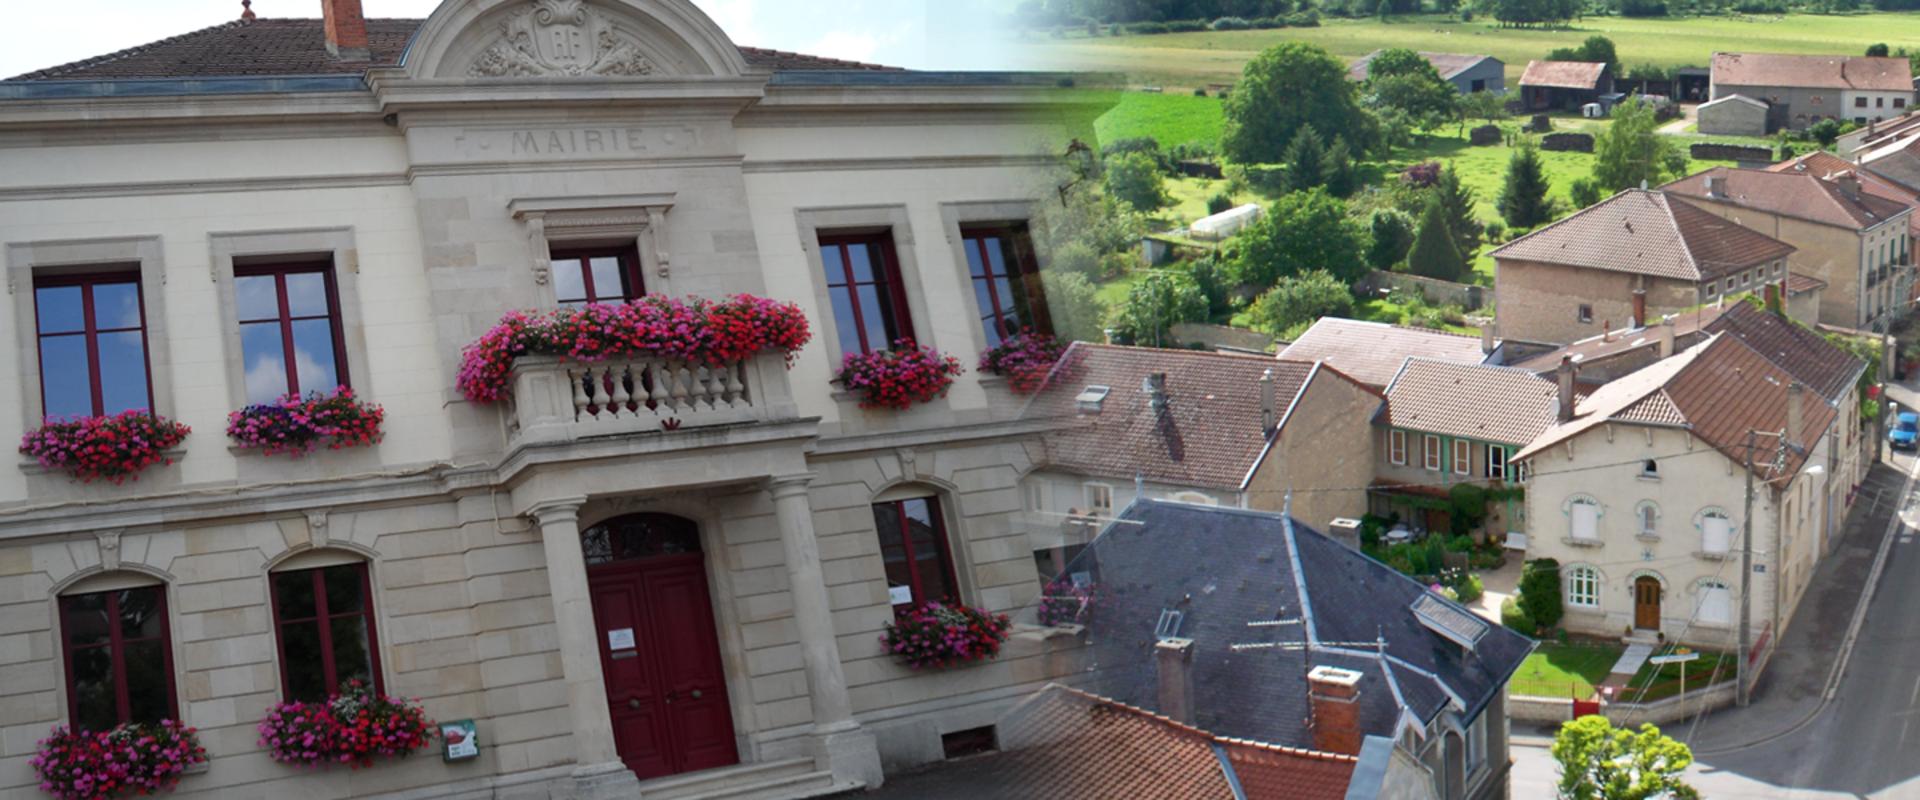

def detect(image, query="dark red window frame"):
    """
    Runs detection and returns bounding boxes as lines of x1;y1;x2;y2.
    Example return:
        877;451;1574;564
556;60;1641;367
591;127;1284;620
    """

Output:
268;563;384;702
552;245;646;307
962;225;1051;347
33;271;154;419
820;232;915;355
234;262;349;400
873;496;960;611
58;585;177;733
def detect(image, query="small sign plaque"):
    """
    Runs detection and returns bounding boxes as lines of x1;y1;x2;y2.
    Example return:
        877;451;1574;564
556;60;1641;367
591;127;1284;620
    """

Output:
889;585;913;605
608;628;636;650
441;719;479;762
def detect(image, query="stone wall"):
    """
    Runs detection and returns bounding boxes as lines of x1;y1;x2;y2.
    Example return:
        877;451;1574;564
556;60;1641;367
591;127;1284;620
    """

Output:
1689;142;1771;163
1356;270;1488;311
1540;133;1594;153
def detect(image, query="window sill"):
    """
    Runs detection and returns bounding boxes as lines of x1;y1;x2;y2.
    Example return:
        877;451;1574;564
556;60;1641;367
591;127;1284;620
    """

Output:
19;448;186;477
1562;537;1604;548
1636;533;1661;543
1638;474;1660;482
1693;551;1733;561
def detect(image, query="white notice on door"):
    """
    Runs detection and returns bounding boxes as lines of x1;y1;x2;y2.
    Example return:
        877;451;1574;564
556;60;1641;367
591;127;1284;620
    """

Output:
608;628;636;650
889;585;913;605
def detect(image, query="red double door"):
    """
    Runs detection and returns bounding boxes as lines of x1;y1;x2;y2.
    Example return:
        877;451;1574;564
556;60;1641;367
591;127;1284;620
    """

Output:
588;545;737;780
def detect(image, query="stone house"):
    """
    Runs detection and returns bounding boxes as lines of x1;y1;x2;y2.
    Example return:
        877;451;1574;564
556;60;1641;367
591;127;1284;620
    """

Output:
1490;189;1797;345
1710;52;1914;131
1695;93;1769;137
1517;61;1609;112
1663;167;1913;332
0;1;1118;798
1018;343;1382;577
1767;151;1920;319
1513;329;1864;660
1348;51;1505;95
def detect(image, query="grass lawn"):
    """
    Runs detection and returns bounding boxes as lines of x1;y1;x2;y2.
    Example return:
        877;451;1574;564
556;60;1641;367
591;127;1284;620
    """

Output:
1511;642;1624;699
1094;269;1150;310
1016;12;1920;90
1095;92;1227;150
1623;650;1735;702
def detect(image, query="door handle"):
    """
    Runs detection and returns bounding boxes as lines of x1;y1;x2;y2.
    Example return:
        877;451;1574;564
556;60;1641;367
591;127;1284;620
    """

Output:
629;699;640;709
691;689;702;700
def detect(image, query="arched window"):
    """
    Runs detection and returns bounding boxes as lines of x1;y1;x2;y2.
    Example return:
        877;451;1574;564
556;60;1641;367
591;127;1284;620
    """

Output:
269;554;382;702
58;578;176;732
1696;580;1732;625
1636;501;1660;537
1641;459;1658;476
873;491;959;609
1566;566;1600;608
1699;509;1732;555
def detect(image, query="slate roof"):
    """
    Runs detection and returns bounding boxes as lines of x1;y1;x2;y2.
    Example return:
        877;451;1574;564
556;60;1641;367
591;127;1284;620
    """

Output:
1489;189;1794;282
1711;51;1913;92
6;17;898;81
1664;167;1912;231
1768;150;1920;238
1519;60;1607;89
1064;502;1534;752
1378;359;1566;446
1024;344;1378;491
1347;51;1497;82
1278;318;1492;389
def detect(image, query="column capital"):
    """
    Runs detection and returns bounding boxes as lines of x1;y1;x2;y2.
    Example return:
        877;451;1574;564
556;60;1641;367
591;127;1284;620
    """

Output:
768;473;817;500
526;496;588;526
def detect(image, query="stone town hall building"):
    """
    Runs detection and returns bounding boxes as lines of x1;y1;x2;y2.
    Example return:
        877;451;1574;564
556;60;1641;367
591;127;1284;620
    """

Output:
0;1;1104;797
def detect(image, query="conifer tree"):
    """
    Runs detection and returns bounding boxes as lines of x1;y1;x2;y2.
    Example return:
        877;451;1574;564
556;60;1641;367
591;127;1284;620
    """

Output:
1283;124;1327;193
1322;136;1358;198
1407;196;1467;281
1497;143;1555;229
1431;165;1484;260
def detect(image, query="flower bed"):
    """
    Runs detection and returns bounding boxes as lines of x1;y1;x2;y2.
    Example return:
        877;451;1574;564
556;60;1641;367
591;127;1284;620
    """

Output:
20;410;191;485
880;602;1011;669
31;720;206;800
978;332;1069;394
836;341;965;410
258;682;434;769
1036;578;1106;627
457;295;811;405
227;387;384;457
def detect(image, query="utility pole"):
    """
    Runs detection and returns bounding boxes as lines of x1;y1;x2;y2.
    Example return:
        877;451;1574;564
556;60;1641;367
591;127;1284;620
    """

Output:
1737;429;1756;708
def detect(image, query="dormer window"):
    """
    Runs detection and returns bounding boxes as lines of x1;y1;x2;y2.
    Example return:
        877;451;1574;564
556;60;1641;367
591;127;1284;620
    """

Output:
1076;385;1111;413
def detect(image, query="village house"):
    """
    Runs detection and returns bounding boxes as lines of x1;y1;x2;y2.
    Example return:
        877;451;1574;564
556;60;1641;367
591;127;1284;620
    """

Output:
1490;189;1798;345
1278;317;1502;390
0;1;1119;798
1347;51;1505;95
1709;52;1914;133
1017;343;1382;576
1516;60;1610;112
1664;167;1913;332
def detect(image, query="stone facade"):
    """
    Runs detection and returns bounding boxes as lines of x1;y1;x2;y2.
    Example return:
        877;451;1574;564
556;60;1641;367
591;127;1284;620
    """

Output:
0;2;1111;798
1492;258;1703;346
1668;194;1908;330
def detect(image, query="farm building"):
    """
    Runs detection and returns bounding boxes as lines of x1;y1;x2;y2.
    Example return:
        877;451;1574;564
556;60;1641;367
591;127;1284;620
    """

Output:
1347;51;1505;94
1709;52;1914;131
1697;93;1770;137
1518;60;1610;112
1190;203;1263;240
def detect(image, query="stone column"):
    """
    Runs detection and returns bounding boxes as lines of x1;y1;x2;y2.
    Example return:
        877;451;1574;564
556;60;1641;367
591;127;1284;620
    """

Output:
529;497;639;798
770;474;884;788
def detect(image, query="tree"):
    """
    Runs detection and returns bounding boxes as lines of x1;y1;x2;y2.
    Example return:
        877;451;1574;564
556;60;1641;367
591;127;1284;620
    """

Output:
1232;189;1370;287
1432;165;1484;260
1105;151;1170;211
1322;136;1358;198
1592;97;1683;192
1498;142;1556;229
1569;176;1606;209
1116;270;1208;348
1283;124;1328;192
1366;208;1417;270
1551;716;1701;800
1868;43;1891;57
1040;271;1108;343
1809;117;1843;147
1364;49;1461;127
1248;270;1356;334
1517;557;1563;632
1180;257;1236;321
1222;42;1373;164
1406;196;1467;281
1462;90;1509;124
1578;35;1619;78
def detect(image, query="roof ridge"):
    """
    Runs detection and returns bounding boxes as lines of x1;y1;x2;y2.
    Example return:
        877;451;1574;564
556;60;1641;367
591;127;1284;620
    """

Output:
1218;736;1361;764
1075;341;1293;364
1657;192;1703;277
1488;188;1634;258
10;18;255;81
1397;355;1555;381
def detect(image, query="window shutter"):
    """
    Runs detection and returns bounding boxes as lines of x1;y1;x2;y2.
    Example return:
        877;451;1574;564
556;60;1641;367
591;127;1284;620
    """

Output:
1699;586;1731;625
1572;502;1598;540
1703;516;1731;554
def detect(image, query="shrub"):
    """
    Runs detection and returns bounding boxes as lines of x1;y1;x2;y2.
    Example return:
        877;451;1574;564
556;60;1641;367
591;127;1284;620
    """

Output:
1130;21;1171;33
1248;270;1355;334
227;387;384;457
1167;19;1209;31
1445;534;1476;552
836;341;966;410
1206;192;1234;216
1568;176;1605;209
881;602;1013;669
1194;86;1209;96
21;410;191;485
1287;9;1321;25
1501;596;1536;633
1518;557;1564;632
978;332;1070;393
258;682;435;768
1252;15;1288;27
1451;572;1485;603
32;721;207;800
1104;151;1170;211
1211;16;1253;29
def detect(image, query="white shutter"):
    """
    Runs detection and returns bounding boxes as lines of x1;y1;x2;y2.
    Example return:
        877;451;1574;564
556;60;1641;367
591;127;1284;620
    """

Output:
1699;586;1731;625
1703;516;1731;554
1572;502;1598;540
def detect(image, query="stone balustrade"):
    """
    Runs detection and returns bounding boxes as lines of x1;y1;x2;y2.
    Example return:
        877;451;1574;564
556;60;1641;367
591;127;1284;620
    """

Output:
505;352;798;446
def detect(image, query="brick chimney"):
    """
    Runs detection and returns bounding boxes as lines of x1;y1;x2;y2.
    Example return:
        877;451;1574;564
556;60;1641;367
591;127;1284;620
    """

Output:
322;0;371;62
1837;172;1861;200
1307;665;1364;756
1156;638;1196;725
1632;290;1647;328
1787;381;1805;449
1658;316;1676;358
1557;355;1576;423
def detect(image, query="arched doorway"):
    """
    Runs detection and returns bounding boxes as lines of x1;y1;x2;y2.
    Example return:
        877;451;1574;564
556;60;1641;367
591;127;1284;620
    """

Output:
1634;575;1663;631
583;513;737;780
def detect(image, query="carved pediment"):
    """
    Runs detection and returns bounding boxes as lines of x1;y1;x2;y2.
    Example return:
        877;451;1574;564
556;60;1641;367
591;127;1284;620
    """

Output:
467;0;656;78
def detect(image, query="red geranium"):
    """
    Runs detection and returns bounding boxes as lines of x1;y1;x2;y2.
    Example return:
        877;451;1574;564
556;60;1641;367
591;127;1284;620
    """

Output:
258;682;433;769
880;602;1012;669
19;410;190;485
30;720;206;800
836;341;965;410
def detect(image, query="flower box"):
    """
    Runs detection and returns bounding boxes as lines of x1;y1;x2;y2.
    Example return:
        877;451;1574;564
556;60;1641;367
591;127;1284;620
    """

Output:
31;720;207;800
458;294;810;405
977;332;1070;394
258;682;434;769
880;602;1011;669
19;410;191;485
1036;577;1107;627
227;387;384;457
835;341;965;411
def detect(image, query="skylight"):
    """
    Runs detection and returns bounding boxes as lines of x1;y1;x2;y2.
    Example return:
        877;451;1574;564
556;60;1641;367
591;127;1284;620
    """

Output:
1410;593;1488;650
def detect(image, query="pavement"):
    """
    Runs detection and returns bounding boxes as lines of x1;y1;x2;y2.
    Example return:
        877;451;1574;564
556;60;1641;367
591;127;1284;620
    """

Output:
1513;383;1920;799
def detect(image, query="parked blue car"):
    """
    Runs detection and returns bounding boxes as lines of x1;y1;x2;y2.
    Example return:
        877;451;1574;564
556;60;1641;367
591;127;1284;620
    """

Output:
1891;412;1919;451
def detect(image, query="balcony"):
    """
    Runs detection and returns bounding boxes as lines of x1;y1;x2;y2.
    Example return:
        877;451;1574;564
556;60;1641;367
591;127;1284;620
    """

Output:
505;352;799;447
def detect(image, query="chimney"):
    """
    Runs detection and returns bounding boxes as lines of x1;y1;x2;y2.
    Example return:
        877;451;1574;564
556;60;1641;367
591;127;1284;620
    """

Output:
1480;322;1496;354
1601;320;1612;343
1557;355;1576;423
1632;290;1647;328
1156;638;1196;725
1307;665;1365;756
1838;172;1861;200
1259;369;1276;435
1145;372;1169;413
1706;174;1727;198
1787;381;1805;449
322;0;371;62
1659;316;1676;358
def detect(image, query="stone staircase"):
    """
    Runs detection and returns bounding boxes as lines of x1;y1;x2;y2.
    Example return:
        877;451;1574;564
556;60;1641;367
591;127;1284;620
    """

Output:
633;758;863;800
1601;634;1659;687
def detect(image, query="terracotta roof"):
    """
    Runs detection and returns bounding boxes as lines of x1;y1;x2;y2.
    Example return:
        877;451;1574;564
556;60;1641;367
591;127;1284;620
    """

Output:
1278;318;1491;389
1768;150;1920;237
1379;359;1567;446
1025;344;1376;491
1664;167;1912;232
1519;60;1607;89
1711;51;1913;92
1509;303;1735;375
6;17;898;81
1489;189;1794;282
1223;740;1358;800
992;685;1242;800
1701;298;1864;404
1785;272;1827;294
1347;50;1497;82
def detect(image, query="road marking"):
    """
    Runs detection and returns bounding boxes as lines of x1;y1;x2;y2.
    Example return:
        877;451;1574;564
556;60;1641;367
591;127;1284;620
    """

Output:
1911;673;1920;707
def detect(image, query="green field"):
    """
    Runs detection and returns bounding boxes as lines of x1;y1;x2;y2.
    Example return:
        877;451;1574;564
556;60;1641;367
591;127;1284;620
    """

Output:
1511;642;1623;698
1095;92;1227;150
1018;12;1920;89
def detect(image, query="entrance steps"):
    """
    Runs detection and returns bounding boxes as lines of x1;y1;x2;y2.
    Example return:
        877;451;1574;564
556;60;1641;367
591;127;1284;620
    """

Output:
634;758;864;800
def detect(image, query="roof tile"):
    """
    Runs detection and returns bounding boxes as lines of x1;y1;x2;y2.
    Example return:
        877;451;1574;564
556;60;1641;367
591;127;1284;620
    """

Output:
1664;167;1911;231
1278;318;1490;389
1490;189;1794;281
1519;60;1607;89
1379;358;1566;446
1711;51;1913;92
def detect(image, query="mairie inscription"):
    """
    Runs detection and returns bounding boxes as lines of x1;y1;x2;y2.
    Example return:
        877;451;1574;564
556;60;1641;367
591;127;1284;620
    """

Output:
452;125;702;159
